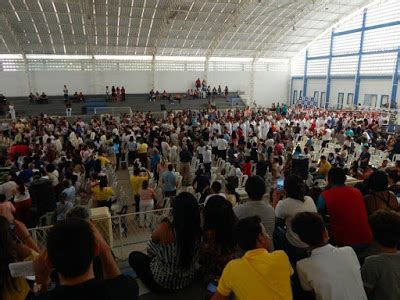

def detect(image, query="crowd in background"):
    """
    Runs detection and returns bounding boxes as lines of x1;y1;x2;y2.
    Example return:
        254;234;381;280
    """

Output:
0;103;399;299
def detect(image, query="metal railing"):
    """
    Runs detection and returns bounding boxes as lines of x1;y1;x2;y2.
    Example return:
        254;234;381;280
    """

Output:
28;207;172;260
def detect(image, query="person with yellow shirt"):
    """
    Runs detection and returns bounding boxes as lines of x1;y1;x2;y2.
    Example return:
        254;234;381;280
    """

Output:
316;155;331;179
1;218;40;300
91;177;114;209
212;216;293;300
137;140;149;168
130;167;150;213
97;152;111;168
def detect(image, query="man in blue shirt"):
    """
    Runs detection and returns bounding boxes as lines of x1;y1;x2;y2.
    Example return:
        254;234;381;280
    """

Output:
345;127;354;137
162;164;177;198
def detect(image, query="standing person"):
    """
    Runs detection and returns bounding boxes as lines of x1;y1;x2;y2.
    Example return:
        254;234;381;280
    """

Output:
217;135;228;160
321;126;332;148
121;86;126;101
9;104;16;122
105;86;110;101
137;139;148;169
179;146;192;186
138;180;156;227
130;168;150;213
129;193;201;292
292;212;368;300
161;164;177;202
224;86;229;98
116;87;121;102
63;84;68;102
317;167;372;248
91;177;114;209
241;157;252;177
126;136;137;166
203;145;212;176
111;86;116;101
0;174;17;201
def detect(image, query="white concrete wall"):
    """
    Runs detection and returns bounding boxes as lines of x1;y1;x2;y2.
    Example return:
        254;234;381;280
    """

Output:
0;69;291;108
329;79;355;107
290;77;399;108
307;79;326;99
254;71;289;107
359;79;391;107
0;72;29;96
291;79;303;103
155;71;205;93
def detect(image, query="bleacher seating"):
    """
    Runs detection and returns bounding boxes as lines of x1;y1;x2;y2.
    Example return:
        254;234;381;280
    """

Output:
84;98;107;114
5;93;246;117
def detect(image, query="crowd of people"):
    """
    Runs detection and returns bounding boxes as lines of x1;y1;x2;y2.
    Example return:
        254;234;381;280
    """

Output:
0;103;399;299
28;92;49;104
106;85;126;102
148;78;229;103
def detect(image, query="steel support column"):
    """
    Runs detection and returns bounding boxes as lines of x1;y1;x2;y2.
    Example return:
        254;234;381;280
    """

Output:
302;50;309;99
354;9;367;107
390;48;400;109
325;30;334;109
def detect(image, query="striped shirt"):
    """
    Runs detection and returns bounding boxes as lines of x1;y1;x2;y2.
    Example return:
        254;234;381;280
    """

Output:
148;240;198;290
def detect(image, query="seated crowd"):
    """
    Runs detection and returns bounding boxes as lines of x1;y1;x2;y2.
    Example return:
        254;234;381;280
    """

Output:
28;92;49;104
0;104;399;299
148;78;229;102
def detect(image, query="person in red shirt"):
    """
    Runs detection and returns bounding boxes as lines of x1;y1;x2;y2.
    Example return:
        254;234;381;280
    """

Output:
8;142;30;161
317;167;372;250
241;157;252;177
274;140;283;156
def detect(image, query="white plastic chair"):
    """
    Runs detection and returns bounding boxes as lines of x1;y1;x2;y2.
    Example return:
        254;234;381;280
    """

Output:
239;175;248;188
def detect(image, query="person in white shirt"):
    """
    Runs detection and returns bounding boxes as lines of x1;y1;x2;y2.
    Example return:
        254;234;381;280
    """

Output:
203;146;212;175
321;126;332;147
292;212;367;300
272;175;317;263
217;135;228;159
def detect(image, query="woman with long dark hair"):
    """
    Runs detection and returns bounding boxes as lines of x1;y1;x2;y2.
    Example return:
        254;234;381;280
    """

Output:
199;195;237;283
0;217;40;300
129;192;201;292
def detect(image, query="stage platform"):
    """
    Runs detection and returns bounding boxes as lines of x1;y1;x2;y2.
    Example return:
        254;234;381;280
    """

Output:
6;93;246;117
